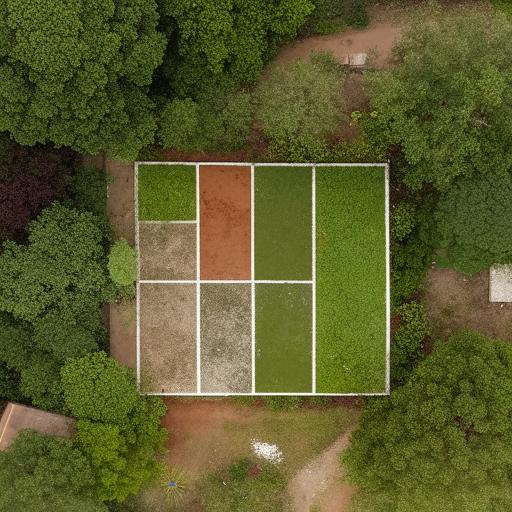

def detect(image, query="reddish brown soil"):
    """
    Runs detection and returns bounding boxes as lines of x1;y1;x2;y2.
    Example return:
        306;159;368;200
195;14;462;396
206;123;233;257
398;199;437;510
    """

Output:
200;165;251;280
425;268;512;342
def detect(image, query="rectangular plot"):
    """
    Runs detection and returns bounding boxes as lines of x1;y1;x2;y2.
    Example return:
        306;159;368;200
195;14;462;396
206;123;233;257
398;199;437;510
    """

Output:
139;222;196;280
200;165;251;280
200;284;252;393
255;166;312;280
255;284;312;393
316;166;387;393
138;164;196;221
139;283;196;393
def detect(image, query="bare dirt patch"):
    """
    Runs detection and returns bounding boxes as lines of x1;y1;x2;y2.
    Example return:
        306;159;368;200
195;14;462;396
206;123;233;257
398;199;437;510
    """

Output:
109;300;136;369
140;283;196;392
424;268;512;342
288;427;358;512
106;159;135;245
200;165;251;280
139;222;196;280
200;284;252;393
273;7;405;69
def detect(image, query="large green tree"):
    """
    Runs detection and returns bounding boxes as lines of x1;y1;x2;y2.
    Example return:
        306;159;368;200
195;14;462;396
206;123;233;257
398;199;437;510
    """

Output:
0;0;166;158
0;430;107;512
0;203;112;409
435;171;512;274
61;352;168;502
343;331;512;512
158;0;314;96
365;10;512;190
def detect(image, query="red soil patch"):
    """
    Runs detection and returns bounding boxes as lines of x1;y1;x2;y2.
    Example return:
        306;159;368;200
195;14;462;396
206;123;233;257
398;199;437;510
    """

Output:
200;165;251;280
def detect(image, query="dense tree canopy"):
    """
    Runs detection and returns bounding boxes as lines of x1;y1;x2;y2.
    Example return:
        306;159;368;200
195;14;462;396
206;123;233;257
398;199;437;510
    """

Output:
435;171;512;274
0;430;107;512
365;10;512;190
61;352;167;502
343;331;512;512
158;0;314;96
0;0;166;158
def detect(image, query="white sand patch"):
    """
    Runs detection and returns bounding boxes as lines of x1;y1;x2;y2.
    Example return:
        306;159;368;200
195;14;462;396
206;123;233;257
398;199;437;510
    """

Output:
490;265;512;302
251;440;283;464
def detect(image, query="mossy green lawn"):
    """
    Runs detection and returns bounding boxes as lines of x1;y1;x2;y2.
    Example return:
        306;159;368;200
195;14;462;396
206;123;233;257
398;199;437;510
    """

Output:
316;166;387;393
254;166;312;280
255;284;312;392
138;164;196;220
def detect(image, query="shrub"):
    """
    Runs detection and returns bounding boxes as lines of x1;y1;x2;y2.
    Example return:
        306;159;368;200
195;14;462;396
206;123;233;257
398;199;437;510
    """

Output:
255;52;345;155
0;361;23;402
343;331;512;512
302;0;369;35
159;99;201;152
391;302;429;385
365;10;512;190
108;240;137;288
391;202;416;242
435;172;512;274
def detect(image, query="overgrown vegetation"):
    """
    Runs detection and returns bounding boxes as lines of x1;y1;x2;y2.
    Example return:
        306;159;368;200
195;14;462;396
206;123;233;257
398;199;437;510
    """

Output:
344;331;512;512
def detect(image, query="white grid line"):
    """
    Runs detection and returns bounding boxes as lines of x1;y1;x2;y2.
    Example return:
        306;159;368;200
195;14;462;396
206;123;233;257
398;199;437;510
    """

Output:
139;280;313;284
196;163;201;393
312;166;316;393
135;162;391;397
251;164;256;393
139;220;196;224
135;163;141;390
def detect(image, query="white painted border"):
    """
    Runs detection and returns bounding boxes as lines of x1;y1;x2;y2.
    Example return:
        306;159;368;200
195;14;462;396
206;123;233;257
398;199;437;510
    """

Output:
196;163;201;393
134;162;141;390
312;166;316;393
139;220;196;224
139;279;313;284
135;161;391;397
251;164;256;393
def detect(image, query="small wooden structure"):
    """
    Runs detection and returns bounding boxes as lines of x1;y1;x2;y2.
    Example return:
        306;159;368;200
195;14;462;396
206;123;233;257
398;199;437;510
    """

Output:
0;402;75;451
342;52;368;68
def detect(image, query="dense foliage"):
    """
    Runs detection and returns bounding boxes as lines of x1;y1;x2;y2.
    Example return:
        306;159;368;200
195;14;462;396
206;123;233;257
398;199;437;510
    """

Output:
158;0;314;96
344;331;512;512
365;10;512;190
0;203;112;409
301;0;369;35
62;352;167;503
0;430;107;512
255;52;345;160
435;171;512;274
108;239;137;287
0;0;166;158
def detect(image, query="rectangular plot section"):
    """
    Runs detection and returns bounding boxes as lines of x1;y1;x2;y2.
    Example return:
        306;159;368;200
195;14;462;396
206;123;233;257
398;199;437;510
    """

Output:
200;165;251;280
200;284;252;393
138;164;195;221
139;283;196;393
255;284;312;393
316;166;387;393
255;166;312;280
139;222;196;280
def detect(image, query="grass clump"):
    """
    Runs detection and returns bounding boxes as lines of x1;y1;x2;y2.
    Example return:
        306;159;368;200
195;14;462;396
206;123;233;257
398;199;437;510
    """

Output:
138;164;195;221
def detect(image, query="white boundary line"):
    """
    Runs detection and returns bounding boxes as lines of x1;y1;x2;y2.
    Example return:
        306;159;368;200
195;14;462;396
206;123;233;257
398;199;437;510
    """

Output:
139;220;196;224
135;161;391;397
312;166;316;393
385;162;391;394
139;279;312;284
196;163;201;393
251;164;256;393
135;162;141;391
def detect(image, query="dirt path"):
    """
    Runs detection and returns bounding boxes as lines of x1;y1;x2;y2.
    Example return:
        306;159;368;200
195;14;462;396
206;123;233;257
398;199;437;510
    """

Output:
273;6;406;69
287;427;357;512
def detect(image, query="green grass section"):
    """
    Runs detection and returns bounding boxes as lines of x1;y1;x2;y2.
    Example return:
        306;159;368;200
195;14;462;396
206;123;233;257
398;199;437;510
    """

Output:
138;164;195;220
316;166;387;393
255;284;312;392
254;166;312;279
491;0;512;20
